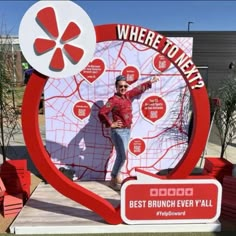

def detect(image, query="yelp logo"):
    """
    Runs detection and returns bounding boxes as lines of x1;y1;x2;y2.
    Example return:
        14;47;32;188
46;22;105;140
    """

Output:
34;7;84;71
19;0;96;78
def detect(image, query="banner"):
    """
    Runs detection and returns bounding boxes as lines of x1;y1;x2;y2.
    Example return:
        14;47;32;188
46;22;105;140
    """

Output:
45;38;193;180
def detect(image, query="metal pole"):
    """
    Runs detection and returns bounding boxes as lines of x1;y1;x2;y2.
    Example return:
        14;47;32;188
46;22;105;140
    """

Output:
188;21;194;32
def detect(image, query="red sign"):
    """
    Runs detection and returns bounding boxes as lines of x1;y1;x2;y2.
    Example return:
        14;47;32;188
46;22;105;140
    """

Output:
153;54;171;72
72;101;91;120
121;177;222;224
21;24;210;225
129;138;146;156
80;57;105;84
141;95;166;123
121;65;140;84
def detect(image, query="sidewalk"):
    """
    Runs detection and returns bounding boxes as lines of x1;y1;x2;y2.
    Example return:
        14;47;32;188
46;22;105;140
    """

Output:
0;115;45;175
203;123;236;166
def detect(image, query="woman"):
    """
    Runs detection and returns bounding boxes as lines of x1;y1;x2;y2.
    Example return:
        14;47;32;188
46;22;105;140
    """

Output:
98;74;159;190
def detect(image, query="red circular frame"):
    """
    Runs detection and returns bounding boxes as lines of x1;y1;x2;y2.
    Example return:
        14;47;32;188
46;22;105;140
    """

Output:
22;24;210;224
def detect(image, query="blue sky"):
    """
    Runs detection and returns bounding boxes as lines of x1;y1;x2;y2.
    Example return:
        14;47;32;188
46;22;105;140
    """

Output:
1;1;236;35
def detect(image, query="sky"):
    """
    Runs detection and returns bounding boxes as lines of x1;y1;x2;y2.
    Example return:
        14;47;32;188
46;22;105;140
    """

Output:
1;1;236;35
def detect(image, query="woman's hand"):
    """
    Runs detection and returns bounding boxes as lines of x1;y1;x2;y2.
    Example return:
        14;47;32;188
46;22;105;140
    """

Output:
111;120;123;128
150;75;160;83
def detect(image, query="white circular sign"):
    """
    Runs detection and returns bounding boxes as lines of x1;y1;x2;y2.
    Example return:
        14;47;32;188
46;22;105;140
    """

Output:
19;0;96;78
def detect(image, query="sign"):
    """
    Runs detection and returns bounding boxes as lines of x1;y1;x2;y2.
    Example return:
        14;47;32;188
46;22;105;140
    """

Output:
129;138;146;156
21;19;210;224
121;172;222;224
121;65;140;84
141;95;166;123
80;57;106;84
72;101;91;120
153;54;171;72
19;0;96;78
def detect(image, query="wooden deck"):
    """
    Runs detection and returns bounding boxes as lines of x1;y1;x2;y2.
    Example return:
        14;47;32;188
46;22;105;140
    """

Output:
9;181;221;234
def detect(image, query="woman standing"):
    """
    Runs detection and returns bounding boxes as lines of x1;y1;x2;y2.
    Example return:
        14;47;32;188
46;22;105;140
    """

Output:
98;74;159;190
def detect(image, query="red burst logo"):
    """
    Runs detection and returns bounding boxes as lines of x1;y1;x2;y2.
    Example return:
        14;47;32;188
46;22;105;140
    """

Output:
19;0;96;78
34;7;84;71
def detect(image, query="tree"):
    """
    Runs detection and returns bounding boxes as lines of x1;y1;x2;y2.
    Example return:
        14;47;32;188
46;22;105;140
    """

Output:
0;34;20;162
214;76;236;158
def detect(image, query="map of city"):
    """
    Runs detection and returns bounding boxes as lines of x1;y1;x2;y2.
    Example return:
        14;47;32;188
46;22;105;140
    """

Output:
44;37;193;181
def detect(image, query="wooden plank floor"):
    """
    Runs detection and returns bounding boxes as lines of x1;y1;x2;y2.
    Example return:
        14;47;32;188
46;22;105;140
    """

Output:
10;181;120;231
10;182;221;235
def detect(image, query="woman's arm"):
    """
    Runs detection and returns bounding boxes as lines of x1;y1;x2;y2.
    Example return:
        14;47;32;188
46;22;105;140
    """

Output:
128;75;160;98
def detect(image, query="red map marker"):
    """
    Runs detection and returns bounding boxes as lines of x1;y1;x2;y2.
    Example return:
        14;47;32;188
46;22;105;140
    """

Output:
141;95;166;123
153;54;171;72
80;58;106;83
129;138;146;156
73;101;91;120
122;65;140;85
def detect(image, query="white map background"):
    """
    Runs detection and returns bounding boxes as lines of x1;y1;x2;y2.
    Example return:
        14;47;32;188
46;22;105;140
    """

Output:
44;37;193;180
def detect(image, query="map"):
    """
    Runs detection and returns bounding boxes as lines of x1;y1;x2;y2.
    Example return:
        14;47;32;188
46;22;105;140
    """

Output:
44;37;193;181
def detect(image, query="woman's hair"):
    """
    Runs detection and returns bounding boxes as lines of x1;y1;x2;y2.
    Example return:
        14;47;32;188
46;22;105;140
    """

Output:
115;75;127;87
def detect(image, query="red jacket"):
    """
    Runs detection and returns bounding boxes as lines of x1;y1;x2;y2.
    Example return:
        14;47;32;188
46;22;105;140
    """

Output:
98;81;152;128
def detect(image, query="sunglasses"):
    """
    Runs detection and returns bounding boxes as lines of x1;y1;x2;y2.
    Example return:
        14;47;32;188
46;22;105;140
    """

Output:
119;85;128;88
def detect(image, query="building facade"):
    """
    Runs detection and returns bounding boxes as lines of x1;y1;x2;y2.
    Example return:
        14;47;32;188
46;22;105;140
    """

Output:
0;36;23;85
160;31;236;95
2;32;236;92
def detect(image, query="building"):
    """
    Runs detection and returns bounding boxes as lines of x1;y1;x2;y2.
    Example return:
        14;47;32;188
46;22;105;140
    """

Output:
2;31;236;92
160;31;236;95
0;36;24;85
